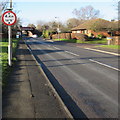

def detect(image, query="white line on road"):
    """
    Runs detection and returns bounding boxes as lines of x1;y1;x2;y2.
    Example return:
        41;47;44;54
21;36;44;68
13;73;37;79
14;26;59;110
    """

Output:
65;51;79;57
53;46;60;50
48;45;51;47
89;59;120;71
85;48;120;56
53;46;79;56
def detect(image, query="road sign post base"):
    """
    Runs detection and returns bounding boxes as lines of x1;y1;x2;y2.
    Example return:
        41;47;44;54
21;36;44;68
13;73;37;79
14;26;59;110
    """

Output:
8;45;12;66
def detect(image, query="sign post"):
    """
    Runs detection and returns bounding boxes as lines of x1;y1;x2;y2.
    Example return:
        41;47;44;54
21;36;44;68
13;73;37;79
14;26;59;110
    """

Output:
8;26;12;66
2;11;17;66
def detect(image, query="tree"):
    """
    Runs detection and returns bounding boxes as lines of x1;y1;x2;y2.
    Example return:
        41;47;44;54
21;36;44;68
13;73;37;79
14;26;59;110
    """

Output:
47;21;58;32
66;18;83;31
0;0;9;12
36;20;45;32
27;24;36;28
72;5;100;20
46;21;65;33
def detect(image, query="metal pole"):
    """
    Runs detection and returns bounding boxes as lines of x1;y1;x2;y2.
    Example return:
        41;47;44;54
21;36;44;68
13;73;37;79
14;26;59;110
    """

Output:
8;26;12;66
10;0;12;9
58;23;59;40
8;0;12;66
55;17;60;40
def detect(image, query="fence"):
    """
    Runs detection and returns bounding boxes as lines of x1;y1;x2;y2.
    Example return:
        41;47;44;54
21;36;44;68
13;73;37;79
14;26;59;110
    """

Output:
52;33;88;41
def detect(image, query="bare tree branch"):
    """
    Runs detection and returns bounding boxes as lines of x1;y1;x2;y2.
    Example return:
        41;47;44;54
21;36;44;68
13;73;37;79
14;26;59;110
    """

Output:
0;0;9;12
72;5;100;20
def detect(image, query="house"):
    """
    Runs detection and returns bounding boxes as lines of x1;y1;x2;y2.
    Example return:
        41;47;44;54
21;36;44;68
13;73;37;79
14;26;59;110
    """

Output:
71;18;112;37
71;24;91;35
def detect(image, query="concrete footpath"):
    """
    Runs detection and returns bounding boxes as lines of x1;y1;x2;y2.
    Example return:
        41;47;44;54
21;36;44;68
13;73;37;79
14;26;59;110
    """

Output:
2;40;70;119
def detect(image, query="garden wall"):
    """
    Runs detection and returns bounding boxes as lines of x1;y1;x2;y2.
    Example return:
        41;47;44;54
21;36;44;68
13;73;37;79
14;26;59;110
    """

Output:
52;33;88;41
112;36;120;45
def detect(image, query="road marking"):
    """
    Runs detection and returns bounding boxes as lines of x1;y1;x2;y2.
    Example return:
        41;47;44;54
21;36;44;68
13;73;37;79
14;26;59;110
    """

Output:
85;48;120;56
53;46;60;50
65;51;79;57
89;59;120;71
53;46;79;56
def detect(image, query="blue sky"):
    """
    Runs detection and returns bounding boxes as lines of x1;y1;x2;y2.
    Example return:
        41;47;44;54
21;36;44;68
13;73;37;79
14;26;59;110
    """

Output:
13;0;118;26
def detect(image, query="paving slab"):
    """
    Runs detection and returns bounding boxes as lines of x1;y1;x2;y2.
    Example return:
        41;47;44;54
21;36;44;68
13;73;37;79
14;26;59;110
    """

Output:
2;40;69;119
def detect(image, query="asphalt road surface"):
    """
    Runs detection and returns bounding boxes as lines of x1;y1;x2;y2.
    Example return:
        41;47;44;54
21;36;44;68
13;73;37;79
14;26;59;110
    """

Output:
25;37;118;118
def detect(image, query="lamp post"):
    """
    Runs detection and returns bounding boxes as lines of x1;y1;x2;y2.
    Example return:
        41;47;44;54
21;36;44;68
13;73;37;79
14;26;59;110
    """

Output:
55;17;60;40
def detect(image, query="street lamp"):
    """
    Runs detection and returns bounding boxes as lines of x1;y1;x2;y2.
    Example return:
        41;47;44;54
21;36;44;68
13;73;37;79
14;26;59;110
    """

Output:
55;17;60;40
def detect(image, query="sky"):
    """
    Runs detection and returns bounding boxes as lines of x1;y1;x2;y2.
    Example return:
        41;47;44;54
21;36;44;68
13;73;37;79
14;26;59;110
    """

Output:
12;0;118;26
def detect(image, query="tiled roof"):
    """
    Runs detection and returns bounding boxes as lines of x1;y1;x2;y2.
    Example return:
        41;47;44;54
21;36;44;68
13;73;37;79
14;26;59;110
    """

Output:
71;18;111;31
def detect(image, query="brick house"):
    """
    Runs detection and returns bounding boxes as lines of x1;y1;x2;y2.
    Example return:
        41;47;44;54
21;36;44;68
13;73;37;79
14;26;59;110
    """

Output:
71;19;111;37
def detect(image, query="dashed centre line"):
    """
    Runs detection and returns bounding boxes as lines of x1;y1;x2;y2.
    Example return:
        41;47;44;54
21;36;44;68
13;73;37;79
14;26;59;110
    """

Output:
53;46;60;50
53;46;79;56
65;51;79;57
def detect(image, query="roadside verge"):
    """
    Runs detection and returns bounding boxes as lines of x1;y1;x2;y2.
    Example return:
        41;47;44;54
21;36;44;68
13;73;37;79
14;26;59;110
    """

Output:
2;40;72;118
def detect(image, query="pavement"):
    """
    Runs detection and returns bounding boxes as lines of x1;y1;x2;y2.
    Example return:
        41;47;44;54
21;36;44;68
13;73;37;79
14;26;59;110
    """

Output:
2;39;70;119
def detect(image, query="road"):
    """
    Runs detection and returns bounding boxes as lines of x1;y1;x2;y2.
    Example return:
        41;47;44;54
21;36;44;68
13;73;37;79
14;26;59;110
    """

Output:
25;37;118;118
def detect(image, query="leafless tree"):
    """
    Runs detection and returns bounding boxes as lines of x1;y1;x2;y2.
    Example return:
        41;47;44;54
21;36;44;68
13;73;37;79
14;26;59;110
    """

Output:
0;0;9;12
66;18;83;30
72;5;100;20
118;1;120;20
27;24;36;28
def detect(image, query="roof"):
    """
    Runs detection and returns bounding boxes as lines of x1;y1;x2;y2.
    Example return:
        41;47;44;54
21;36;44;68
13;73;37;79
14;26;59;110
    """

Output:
71;18;111;31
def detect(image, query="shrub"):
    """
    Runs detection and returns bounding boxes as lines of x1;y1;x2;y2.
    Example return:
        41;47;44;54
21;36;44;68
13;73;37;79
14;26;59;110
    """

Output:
97;34;103;39
71;33;88;41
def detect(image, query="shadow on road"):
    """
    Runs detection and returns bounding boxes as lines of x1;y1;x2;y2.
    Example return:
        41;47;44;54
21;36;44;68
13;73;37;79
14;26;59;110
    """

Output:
32;53;88;119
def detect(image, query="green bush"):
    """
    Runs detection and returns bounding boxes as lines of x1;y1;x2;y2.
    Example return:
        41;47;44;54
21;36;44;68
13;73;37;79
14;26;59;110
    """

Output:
96;34;103;39
42;30;50;38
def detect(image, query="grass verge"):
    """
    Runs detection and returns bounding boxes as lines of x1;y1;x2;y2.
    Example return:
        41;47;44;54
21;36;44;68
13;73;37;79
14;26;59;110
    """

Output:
95;45;120;50
0;38;20;88
53;38;107;44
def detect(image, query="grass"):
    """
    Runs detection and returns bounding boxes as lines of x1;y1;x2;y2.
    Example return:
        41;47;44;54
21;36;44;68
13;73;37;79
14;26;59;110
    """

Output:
53;38;107;44
76;38;107;44
53;38;76;43
96;45;120;50
0;38;20;87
